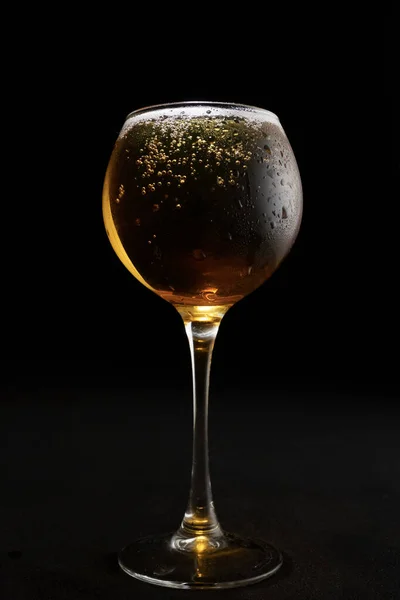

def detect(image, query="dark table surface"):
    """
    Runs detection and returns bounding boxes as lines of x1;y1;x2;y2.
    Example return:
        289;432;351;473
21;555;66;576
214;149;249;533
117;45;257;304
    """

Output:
1;379;399;599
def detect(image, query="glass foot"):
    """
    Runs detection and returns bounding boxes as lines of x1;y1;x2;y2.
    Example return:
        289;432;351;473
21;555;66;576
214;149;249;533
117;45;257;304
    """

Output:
118;531;282;590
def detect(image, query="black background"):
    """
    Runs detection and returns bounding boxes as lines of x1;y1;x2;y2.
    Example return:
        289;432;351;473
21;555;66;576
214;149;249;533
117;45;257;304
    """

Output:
1;5;398;599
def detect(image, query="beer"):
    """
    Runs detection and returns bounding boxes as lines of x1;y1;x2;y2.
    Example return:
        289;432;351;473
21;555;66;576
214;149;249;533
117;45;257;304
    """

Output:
103;104;302;307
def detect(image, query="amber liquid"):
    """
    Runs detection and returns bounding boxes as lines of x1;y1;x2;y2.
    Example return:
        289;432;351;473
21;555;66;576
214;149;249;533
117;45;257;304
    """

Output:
103;107;302;308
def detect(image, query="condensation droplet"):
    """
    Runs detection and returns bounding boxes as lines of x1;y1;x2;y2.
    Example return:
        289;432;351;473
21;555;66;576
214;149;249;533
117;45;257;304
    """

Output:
282;206;288;219
192;249;206;260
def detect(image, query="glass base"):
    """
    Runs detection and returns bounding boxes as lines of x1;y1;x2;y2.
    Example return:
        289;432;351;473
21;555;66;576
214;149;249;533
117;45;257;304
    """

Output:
118;531;282;590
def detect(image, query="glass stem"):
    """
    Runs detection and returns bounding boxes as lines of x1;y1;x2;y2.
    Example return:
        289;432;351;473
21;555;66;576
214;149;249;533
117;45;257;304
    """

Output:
178;318;223;540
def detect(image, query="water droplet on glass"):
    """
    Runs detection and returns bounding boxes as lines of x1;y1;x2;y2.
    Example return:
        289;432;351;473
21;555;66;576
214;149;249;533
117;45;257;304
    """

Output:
282;206;288;219
135;218;141;226
175;203;182;209
152;204;160;212
270;221;275;229
280;178;285;186
192;249;207;260
227;232;232;241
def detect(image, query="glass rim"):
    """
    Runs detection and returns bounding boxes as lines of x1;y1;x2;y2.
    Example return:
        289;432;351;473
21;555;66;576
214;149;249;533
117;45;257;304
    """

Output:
125;101;280;122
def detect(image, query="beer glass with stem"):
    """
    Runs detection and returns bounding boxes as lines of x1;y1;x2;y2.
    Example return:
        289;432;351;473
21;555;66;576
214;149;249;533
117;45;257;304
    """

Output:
102;101;303;589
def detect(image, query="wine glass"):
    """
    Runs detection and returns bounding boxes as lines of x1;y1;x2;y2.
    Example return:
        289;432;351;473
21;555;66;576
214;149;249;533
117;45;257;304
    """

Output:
102;101;302;589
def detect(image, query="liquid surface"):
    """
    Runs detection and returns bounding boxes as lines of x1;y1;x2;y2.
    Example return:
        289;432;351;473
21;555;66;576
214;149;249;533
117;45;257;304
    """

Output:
103;105;302;307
